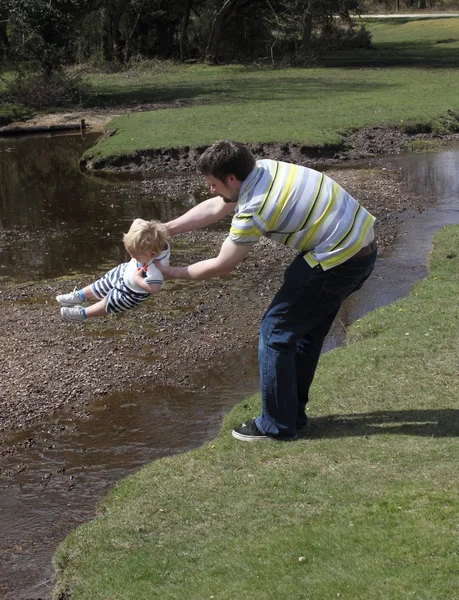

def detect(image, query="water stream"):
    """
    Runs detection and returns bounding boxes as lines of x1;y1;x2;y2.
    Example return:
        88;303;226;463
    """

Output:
1;134;459;599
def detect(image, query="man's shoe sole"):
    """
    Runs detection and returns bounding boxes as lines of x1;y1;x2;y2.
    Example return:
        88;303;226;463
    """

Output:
232;430;271;441
231;430;298;442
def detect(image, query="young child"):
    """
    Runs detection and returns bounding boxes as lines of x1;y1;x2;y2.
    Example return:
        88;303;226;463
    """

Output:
57;218;170;323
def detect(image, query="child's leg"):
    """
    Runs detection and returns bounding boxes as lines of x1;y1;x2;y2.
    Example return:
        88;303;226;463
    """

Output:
83;298;108;318
80;285;96;300
60;298;107;322
90;264;125;300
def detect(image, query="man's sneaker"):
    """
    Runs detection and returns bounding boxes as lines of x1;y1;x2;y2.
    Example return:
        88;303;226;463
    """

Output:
56;289;84;306
232;418;298;442
61;306;86;323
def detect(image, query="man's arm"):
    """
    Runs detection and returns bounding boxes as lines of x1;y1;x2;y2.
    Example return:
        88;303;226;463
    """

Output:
166;196;235;236
156;236;252;281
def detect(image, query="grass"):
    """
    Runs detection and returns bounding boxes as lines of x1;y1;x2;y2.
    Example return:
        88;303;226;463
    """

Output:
2;17;459;141
326;16;459;67
52;225;459;599
84;65;459;162
80;17;459;163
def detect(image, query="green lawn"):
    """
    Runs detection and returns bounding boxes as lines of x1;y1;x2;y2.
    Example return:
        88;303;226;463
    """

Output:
326;16;459;67
82;17;459;162
85;65;459;162
52;226;459;599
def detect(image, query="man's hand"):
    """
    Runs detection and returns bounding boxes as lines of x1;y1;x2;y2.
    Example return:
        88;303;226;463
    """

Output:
154;236;252;281
133;267;162;293
154;263;186;281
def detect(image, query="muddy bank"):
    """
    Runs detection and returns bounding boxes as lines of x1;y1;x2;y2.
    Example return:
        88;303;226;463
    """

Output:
80;123;459;172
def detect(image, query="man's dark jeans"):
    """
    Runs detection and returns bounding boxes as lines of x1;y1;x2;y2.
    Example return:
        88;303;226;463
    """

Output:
255;247;377;437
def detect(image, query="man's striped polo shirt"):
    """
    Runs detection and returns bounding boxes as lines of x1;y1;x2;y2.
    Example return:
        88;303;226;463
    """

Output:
229;159;375;270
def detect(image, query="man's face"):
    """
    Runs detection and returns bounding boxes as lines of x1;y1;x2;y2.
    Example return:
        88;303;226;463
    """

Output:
204;174;241;203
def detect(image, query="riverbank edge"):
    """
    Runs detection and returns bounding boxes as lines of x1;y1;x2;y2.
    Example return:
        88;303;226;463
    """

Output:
51;225;459;600
79;111;459;173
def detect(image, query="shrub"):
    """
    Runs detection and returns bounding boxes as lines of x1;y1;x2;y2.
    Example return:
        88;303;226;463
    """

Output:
2;69;91;109
317;24;372;51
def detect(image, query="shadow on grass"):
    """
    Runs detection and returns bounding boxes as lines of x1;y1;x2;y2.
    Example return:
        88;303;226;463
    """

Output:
86;76;395;109
305;409;459;438
323;42;459;68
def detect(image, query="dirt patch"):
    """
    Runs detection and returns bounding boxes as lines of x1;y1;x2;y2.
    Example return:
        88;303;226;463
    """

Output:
15;100;199;133
20;107;120;132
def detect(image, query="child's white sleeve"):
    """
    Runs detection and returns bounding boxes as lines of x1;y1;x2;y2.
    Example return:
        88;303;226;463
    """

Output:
144;263;164;286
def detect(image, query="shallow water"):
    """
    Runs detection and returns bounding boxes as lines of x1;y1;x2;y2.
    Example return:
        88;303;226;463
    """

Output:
0;132;199;282
1;136;459;599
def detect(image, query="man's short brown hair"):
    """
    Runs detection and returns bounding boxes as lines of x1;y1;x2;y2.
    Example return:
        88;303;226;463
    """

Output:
197;140;256;183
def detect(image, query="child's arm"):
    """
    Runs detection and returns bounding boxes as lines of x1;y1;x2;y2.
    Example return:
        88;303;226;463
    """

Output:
133;269;162;294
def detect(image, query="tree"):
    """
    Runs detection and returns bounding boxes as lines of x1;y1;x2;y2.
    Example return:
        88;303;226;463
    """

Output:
179;0;193;60
205;0;257;63
0;7;10;60
6;0;89;74
103;0;130;62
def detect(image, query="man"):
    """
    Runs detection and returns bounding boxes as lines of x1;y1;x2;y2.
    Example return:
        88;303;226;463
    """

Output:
157;140;377;442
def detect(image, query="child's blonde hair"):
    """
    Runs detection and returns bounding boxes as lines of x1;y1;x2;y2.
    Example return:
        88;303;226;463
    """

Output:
123;218;168;256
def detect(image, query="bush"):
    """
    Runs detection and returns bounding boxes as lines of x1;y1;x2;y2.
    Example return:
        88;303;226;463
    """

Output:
317;24;372;51
2;69;91;109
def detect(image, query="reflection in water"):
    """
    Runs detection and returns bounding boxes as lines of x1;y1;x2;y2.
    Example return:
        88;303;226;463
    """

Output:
0;133;197;281
397;148;459;201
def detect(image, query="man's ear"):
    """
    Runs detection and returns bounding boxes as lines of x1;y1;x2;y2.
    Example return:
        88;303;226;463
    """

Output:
227;174;240;187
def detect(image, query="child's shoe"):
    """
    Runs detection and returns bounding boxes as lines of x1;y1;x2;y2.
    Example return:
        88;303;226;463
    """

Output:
61;306;86;323
56;289;84;306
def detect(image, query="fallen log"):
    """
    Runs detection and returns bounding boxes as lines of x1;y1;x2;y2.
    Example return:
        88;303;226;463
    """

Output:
0;119;87;136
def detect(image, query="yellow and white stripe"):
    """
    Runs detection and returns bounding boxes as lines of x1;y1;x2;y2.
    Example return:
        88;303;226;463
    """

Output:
230;159;375;270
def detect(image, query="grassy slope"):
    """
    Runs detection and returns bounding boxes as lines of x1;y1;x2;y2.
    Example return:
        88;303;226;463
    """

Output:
52;227;459;599
84;17;459;160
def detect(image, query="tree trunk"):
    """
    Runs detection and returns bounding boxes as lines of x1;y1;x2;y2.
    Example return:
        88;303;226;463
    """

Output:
180;0;193;60
0;12;9;53
107;0;130;63
418;0;427;8
206;0;253;64
301;10;314;49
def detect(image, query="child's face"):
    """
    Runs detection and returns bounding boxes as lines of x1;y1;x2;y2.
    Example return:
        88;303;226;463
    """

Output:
129;249;156;264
